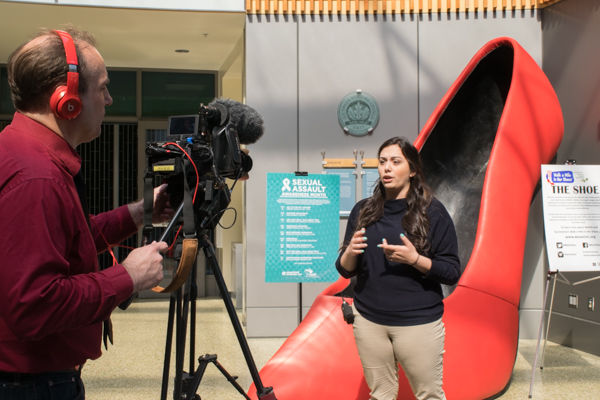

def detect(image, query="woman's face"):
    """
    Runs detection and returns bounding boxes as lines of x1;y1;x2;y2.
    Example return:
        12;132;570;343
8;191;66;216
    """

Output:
378;144;415;200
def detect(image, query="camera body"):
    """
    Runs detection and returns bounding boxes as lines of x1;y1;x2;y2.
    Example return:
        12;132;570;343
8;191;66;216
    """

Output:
145;103;253;232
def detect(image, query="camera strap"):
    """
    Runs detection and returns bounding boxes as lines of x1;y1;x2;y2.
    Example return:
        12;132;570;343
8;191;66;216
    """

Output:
152;237;198;293
142;171;154;237
152;158;198;293
152;238;198;293
182;158;196;238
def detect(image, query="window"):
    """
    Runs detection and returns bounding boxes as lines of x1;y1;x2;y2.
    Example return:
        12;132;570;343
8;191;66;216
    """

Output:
0;66;15;116
142;71;215;117
106;70;136;117
79;122;138;268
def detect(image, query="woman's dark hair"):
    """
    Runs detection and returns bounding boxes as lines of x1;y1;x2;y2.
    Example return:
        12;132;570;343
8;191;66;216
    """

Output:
7;27;96;113
356;136;433;254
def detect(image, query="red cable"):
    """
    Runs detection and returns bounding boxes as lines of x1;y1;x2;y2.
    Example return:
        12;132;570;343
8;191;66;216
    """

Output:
90;143;199;266
162;142;200;202
90;217;119;266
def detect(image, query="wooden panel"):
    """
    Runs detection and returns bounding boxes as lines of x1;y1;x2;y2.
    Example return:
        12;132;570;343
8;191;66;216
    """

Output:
246;0;563;14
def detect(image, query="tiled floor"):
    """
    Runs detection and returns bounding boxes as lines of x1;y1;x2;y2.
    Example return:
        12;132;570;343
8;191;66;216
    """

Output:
82;298;600;400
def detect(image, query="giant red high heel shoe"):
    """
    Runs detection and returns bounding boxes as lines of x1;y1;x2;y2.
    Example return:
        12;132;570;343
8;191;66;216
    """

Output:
248;37;563;400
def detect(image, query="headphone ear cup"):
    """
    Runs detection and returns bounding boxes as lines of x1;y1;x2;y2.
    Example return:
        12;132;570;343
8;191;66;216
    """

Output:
50;85;82;120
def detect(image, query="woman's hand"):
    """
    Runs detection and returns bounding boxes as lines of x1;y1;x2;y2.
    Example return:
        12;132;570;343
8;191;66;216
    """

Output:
378;233;431;273
339;227;368;274
344;228;368;257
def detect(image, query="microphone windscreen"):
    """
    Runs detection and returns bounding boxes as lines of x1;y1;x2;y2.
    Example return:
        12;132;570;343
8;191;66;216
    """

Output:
209;98;264;144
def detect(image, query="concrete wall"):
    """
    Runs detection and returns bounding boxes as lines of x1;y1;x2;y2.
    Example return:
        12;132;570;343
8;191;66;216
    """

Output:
245;10;545;337
541;0;600;355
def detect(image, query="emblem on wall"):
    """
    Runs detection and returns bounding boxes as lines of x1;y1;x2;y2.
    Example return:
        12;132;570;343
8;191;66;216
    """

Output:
337;90;380;137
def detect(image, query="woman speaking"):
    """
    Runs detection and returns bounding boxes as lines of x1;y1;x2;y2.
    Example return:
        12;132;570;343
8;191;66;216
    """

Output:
336;136;461;400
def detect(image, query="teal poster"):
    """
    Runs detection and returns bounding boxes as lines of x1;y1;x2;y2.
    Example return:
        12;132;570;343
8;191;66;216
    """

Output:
265;173;340;282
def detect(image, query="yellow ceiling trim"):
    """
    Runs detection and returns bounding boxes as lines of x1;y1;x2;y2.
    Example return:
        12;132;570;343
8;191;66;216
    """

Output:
246;0;564;15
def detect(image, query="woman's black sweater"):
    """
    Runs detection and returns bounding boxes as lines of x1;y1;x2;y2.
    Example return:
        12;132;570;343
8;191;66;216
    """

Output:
335;197;461;326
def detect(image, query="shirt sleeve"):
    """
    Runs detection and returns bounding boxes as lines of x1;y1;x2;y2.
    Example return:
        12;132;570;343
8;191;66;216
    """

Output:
0;177;133;341
335;200;365;279
424;199;461;285
89;205;138;253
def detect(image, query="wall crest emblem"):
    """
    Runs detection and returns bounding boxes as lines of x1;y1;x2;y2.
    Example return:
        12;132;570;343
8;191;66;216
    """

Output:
337;90;380;137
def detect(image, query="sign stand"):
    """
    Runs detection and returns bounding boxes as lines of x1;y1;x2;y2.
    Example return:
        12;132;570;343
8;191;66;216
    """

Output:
529;270;563;397
294;171;308;324
528;269;600;398
530;163;600;397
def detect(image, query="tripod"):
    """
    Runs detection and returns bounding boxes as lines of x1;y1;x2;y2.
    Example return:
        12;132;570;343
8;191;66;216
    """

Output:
159;228;276;400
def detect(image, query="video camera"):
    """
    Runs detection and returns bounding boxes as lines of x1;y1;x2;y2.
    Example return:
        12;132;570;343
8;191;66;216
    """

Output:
144;99;275;400
144;98;264;232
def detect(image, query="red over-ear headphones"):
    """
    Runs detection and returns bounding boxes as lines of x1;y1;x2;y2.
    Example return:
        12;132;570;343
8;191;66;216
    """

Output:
50;30;82;120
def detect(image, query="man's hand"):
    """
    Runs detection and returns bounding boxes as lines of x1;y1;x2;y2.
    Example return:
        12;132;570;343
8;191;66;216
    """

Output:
128;183;174;227
122;241;168;292
152;183;174;223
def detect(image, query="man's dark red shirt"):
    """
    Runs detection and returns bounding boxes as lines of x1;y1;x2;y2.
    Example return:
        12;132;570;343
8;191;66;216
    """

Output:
0;113;136;373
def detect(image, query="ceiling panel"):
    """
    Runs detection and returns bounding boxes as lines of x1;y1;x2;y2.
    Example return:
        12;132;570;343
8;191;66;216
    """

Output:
0;2;245;75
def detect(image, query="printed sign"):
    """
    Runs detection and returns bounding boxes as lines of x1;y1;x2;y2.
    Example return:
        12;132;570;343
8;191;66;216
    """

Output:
323;168;356;216
265;173;340;282
362;168;380;199
541;164;600;272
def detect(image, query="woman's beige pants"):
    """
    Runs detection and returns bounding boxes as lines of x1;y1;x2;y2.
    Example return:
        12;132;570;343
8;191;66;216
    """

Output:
352;304;446;400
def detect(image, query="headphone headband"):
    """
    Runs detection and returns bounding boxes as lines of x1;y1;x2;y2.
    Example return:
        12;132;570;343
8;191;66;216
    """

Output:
54;30;79;69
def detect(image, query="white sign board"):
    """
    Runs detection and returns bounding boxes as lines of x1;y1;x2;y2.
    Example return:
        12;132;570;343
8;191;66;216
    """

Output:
541;164;600;272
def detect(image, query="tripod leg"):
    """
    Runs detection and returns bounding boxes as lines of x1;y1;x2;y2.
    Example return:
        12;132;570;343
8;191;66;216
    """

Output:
181;354;212;398
160;294;177;400
173;287;188;400
183;354;251;400
200;234;276;400
176;267;201;400
189;262;198;373
211;358;251;400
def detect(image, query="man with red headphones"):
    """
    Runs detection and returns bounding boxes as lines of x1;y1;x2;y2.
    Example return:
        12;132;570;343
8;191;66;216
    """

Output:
0;28;172;399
